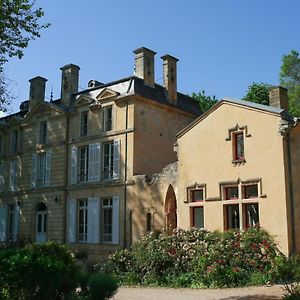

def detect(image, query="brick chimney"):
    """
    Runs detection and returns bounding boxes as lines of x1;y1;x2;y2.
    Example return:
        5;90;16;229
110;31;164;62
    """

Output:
60;64;80;107
161;54;179;105
29;76;47;111
269;86;288;111
133;47;156;87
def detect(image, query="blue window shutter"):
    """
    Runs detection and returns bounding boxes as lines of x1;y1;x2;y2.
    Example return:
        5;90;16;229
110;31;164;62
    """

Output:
0;204;8;241
113;140;121;180
13;205;20;241
88;144;95;182
68;199;76;243
94;143;101;181
71;146;77;184
112;196;120;244
45;150;51;186
32;153;37;188
87;198;100;243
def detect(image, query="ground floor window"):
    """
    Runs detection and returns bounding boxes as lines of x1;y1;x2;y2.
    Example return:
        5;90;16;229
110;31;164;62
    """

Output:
78;199;88;242
102;198;113;242
225;204;240;230
191;206;204;228
244;203;259;227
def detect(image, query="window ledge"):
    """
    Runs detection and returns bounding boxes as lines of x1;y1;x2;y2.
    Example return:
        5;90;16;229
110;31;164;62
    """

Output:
232;158;246;165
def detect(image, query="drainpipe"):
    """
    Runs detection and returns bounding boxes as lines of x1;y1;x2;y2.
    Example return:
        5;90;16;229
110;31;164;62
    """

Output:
286;132;296;255
123;100;129;249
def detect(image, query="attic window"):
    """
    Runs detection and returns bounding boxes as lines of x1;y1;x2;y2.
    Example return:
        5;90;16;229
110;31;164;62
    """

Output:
232;131;244;161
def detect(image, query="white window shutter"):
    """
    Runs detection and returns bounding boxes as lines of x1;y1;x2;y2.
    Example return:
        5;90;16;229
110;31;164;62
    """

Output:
87;198;100;243
71;146;77;184
112;196;120;244
13;205;20;241
0;162;4;192
0;204;8;241
113;140;121;180
88;144;95;182
67;199;76;243
32;153;37;188
94;143;101;181
45;150;51;186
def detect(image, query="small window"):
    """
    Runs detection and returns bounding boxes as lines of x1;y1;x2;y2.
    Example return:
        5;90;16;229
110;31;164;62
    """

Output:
80;111;88;137
103;106;112;132
243;184;258;199
191;207;204;228
233;132;244;161
244;203;259;228
102;198;113;242
39;121;47;144
78;199;88;242
190;189;204;202
224;186;239;200
11;130;18;153
225;204;240;230
146;213;152;232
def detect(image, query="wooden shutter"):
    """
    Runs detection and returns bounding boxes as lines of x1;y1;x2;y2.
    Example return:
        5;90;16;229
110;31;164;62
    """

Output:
0;162;4;192
31;153;37;188
0;204;8;241
71;146;77;184
87;198;100;243
88;144;95;182
112;196;120;244
9;161;15;192
94;143;101;181
13;205;20;241
113;140;121;180
45;150;51;186
67;199;76;243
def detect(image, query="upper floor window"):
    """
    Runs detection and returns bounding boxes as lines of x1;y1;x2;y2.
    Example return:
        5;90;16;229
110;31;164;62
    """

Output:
103;106;112;132
11;130;18;153
232;132;244;161
79;146;89;182
9;160;18;192
80;111;88;137
77;199;88;242
31;151;51;188
39;121;47;144
103;141;114;180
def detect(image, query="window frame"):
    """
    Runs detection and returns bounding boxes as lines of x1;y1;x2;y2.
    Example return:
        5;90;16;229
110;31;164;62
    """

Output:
11;130;18;153
80;111;88;137
77;199;88;243
102;197;113;243
242;184;259;199
102;105;113;132
232;131;245;161
224;185;239;200
224;204;240;230
243;203;259;228
37;152;47;187
102;141;114;180
190;206;204;228
39;120;47;144
78;145;89;182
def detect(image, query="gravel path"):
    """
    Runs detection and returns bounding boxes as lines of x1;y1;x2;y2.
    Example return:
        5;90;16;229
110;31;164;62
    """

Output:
113;285;285;300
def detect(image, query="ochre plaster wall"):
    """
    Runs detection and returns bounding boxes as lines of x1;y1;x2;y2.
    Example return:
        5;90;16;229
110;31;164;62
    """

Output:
177;103;290;254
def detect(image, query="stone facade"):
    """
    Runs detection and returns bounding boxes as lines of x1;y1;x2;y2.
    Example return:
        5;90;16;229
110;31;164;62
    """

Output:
0;47;200;259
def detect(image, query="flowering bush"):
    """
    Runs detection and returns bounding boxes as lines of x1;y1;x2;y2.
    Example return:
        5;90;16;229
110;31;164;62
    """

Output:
101;227;281;288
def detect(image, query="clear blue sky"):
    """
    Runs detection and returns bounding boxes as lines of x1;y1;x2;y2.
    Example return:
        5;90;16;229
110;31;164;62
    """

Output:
4;0;300;114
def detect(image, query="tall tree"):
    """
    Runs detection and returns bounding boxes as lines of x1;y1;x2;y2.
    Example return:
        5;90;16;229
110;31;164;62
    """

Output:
280;50;300;116
0;0;49;111
191;90;218;113
242;82;271;106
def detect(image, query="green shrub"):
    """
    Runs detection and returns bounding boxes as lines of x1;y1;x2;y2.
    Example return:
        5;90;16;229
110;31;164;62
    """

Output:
102;227;281;288
0;242;78;300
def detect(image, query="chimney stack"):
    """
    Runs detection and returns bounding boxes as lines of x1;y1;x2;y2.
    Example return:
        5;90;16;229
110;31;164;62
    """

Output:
29;76;47;111
161;54;179;105
133;47;156;87
60;64;80;107
269;86;288;111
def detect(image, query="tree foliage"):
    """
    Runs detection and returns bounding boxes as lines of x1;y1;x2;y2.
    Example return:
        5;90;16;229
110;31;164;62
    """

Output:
280;50;300;116
191;90;218;113
0;0;49;110
242;82;271;106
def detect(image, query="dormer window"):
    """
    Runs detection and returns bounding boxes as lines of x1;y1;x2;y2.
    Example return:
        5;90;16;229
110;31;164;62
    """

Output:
80;111;88;137
39;121;47;144
103;106;112;132
233;131;244;161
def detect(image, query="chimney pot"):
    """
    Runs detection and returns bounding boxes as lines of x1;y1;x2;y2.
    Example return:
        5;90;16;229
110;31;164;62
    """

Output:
60;63;80;107
269;86;288;111
161;54;179;105
29;76;47;111
133;47;156;87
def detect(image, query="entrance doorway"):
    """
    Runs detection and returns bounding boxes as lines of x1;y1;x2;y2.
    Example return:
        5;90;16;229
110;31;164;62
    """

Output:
164;185;177;234
36;202;47;243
